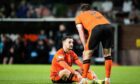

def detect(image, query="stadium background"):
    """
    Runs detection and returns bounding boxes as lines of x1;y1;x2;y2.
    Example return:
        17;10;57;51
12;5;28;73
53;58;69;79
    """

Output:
0;0;140;84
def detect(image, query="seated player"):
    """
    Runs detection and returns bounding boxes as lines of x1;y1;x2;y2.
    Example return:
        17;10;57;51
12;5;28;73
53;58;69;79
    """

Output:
50;36;102;84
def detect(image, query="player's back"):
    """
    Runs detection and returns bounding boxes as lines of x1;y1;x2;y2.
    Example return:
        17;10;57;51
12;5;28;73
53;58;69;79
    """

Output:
76;10;110;32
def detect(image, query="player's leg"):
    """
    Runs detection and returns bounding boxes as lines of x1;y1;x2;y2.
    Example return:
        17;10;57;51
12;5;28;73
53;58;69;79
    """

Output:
103;48;112;84
9;57;13;64
59;69;82;83
75;69;98;80
87;70;98;80
76;68;103;84
3;57;8;64
82;26;102;84
103;48;112;77
82;50;93;78
76;68;98;84
102;25;113;84
78;68;104;84
51;69;70;83
80;50;94;84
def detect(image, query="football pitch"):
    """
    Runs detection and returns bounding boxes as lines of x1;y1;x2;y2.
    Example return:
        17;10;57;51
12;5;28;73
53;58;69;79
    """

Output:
0;65;140;84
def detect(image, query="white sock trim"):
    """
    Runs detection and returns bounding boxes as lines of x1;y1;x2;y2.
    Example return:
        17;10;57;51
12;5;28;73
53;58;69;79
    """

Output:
105;78;110;81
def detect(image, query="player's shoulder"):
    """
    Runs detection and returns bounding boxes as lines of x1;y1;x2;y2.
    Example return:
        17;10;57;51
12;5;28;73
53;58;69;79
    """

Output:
89;10;100;15
94;11;103;15
53;48;65;60
69;50;76;55
56;48;64;55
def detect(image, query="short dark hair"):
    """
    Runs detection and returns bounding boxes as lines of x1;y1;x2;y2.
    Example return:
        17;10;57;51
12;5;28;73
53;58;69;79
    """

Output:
80;4;91;11
62;36;73;42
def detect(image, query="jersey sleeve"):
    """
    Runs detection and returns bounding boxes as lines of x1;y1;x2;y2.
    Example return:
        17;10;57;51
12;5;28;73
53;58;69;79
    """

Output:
75;16;81;24
72;51;79;61
71;51;83;69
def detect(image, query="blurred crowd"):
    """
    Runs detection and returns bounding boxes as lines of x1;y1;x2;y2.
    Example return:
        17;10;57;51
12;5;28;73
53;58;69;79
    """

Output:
0;0;140;24
0;0;140;64
0;24;83;64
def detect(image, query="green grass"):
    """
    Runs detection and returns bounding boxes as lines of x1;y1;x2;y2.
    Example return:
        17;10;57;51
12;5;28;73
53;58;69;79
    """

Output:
0;65;140;84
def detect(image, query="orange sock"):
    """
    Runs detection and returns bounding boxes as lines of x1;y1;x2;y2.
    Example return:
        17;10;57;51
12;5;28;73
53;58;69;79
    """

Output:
72;75;79;82
83;59;90;78
87;72;93;80
68;73;79;82
105;56;112;78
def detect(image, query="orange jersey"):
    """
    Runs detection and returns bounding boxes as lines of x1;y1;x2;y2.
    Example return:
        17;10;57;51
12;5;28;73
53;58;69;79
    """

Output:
50;48;78;80
75;10;110;32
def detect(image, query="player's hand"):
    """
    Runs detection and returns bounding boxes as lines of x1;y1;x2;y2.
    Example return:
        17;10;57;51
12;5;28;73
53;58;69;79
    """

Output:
74;71;81;75
79;78;88;84
74;71;82;81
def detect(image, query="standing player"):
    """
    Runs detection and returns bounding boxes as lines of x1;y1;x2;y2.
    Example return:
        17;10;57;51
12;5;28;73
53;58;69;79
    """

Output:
75;4;113;84
50;36;99;84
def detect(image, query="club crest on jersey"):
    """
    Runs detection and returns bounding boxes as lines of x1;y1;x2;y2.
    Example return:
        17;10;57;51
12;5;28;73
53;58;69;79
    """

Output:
58;56;64;59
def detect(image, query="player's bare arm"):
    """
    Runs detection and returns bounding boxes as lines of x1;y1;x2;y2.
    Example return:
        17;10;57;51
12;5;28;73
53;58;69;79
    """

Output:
75;59;83;69
58;60;75;73
76;24;86;48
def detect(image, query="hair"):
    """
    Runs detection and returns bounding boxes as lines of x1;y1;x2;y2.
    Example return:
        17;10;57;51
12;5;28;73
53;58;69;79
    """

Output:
80;3;91;11
62;36;73;42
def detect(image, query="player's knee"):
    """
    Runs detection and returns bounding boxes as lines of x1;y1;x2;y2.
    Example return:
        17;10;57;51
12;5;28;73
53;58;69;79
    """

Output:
59;69;71;78
63;69;71;76
83;50;93;60
103;48;111;56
